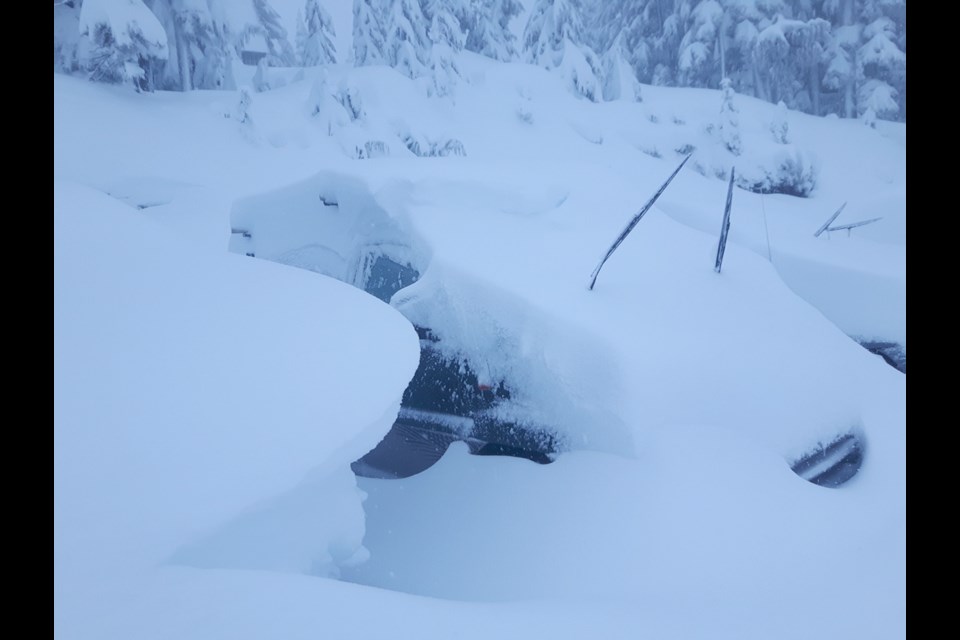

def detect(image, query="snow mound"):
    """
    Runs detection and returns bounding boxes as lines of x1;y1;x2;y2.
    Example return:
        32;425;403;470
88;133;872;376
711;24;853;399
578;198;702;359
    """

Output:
55;181;419;585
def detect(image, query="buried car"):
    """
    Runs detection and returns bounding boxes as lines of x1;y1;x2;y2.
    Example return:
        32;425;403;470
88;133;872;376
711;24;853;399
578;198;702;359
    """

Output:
350;324;863;487
228;172;890;491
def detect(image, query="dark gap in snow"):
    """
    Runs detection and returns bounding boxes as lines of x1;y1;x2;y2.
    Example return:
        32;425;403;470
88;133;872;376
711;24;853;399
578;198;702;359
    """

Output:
790;432;864;488
856;340;906;373
351;339;557;480
363;256;419;303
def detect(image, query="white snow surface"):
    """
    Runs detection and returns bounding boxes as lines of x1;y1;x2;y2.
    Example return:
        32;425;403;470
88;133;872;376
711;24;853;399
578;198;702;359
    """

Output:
54;44;905;640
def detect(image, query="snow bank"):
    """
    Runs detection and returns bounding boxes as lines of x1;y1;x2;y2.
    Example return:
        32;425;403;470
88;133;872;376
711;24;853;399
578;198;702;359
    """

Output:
54;181;418;625
346;417;904;636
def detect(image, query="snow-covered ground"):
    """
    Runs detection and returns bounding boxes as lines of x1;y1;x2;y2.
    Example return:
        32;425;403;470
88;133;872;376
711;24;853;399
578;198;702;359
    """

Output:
54;49;905;640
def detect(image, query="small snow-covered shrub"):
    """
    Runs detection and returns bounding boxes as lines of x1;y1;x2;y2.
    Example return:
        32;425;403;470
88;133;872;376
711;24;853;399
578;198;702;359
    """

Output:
517;104;534;124
402;134;425;156
307;73;350;135
739;149;819;198
236;87;253;124
336;80;365;121
356;140;389;159
770;101;790;144
435;139;466;157
640;146;662;159
402;134;466;157
718;78;742;156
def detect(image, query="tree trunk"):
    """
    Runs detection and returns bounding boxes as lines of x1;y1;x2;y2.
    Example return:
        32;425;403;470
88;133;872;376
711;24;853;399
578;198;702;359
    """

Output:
718;27;726;83
844;48;855;118
842;0;856;118
809;58;820;116
175;25;192;91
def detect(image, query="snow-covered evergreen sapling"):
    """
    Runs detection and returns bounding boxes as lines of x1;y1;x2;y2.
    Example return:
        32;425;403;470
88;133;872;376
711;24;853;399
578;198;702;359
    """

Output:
307;69;349;134
336;78;365;122
771;100;790;144
719;77;742;155
236;86;253;124
234;85;260;143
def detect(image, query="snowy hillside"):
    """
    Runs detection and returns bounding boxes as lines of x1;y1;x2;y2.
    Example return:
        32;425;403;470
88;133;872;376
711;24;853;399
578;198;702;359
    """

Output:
54;2;905;639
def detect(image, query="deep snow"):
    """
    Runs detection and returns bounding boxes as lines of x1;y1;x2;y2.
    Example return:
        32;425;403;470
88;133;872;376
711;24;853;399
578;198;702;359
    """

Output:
54;45;905;640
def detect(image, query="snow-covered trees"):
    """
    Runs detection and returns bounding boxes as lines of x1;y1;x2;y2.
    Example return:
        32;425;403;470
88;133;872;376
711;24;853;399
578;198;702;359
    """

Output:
856;14;905;120
383;0;432;79
78;0;169;91
253;0;295;66
424;0;466;50
424;0;466;97
351;0;458;83
523;0;603;102
463;0;523;61
352;0;431;76
582;0;906;121
55;0;85;74
299;0;336;66
52;0;905;121
143;0;235;91
601;33;642;102
352;0;387;66
56;0;236;91
676;0;724;88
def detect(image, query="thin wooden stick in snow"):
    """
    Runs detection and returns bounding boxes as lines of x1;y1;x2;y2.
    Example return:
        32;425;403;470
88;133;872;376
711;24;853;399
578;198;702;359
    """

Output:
814;202;847;237
714;167;735;274
587;154;691;291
